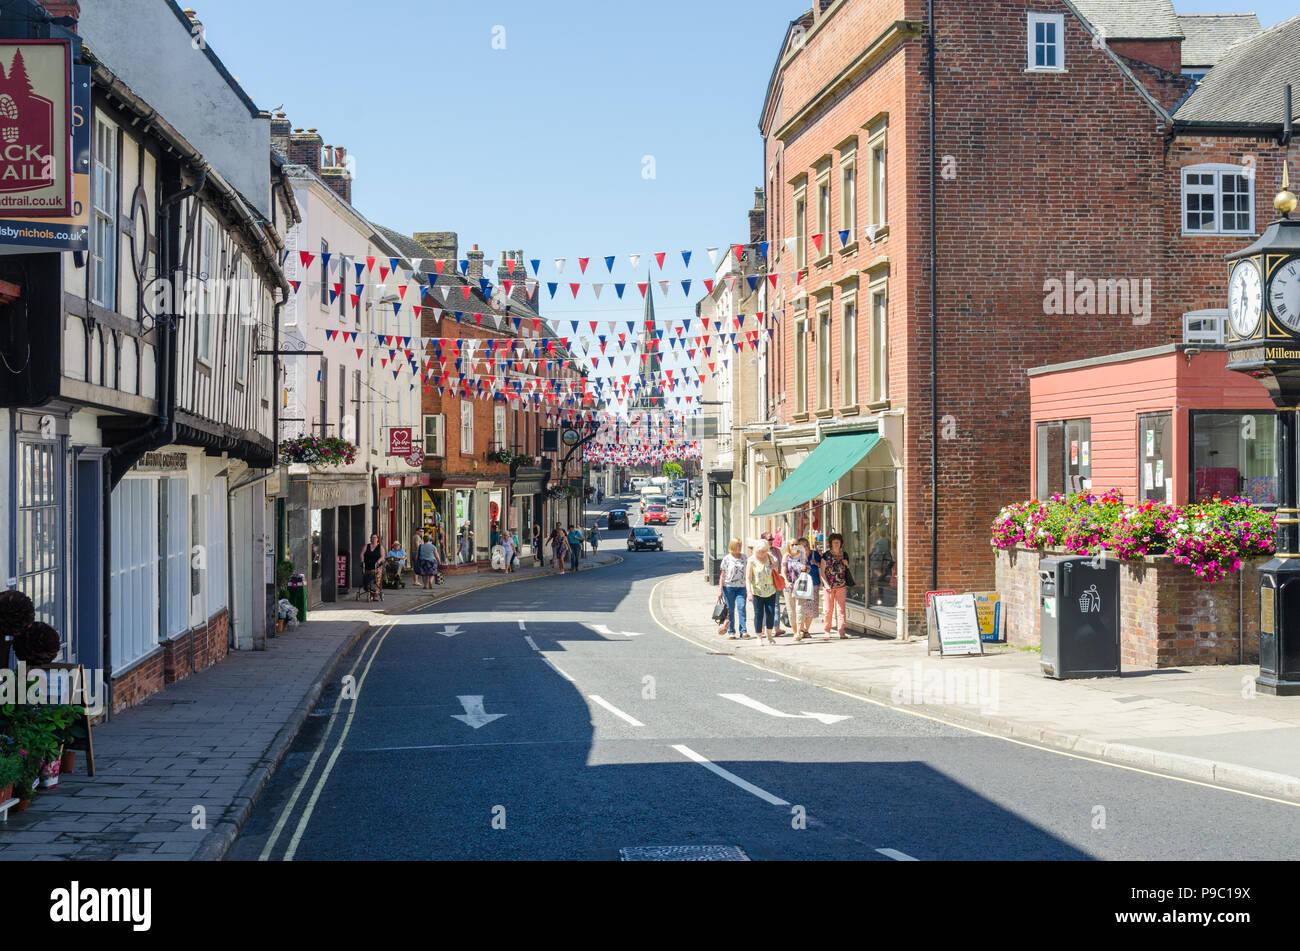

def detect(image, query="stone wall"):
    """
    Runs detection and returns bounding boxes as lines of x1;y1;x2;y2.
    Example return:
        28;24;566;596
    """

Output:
994;547;1262;668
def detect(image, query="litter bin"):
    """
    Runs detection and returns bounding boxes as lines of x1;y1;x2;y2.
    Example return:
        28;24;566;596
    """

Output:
1040;555;1119;679
288;578;307;624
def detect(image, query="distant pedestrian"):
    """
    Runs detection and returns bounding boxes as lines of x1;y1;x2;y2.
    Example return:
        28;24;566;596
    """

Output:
551;524;569;574
801;537;821;635
415;534;440;589
533;522;543;566
501;531;516;574
587;524;600;552
783;540;809;641
746;539;779;646
567;524;583;572
717;538;747;638
361;534;384;602
821;533;851;639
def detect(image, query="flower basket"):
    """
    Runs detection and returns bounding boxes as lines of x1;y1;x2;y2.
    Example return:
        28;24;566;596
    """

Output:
279;434;359;468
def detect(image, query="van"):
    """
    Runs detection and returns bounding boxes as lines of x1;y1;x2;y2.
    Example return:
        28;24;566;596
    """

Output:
630;476;648;491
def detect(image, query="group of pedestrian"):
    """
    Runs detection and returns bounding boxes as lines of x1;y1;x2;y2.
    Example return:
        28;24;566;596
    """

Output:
358;531;443;602
716;532;853;642
544;522;598;574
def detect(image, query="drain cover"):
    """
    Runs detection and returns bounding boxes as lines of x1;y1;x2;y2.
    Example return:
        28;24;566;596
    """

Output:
620;845;750;861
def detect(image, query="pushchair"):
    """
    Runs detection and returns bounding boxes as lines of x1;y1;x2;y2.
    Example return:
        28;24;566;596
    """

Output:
357;565;383;602
383;555;406;589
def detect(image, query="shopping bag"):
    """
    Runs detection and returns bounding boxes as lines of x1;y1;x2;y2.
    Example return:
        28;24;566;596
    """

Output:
711;597;728;623
793;572;814;599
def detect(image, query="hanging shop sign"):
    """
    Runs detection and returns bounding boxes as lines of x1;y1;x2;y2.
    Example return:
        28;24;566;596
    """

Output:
0;44;88;250
388;427;413;456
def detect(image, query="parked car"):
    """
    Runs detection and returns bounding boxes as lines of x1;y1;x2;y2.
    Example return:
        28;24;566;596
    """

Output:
627;527;664;551
606;509;629;529
644;504;668;525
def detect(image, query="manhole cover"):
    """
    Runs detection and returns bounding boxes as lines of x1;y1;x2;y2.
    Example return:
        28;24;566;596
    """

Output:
620;845;750;861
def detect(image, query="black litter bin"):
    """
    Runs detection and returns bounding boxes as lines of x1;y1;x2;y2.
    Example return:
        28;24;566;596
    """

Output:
1040;555;1120;679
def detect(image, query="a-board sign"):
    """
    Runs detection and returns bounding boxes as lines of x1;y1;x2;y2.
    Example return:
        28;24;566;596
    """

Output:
933;593;984;656
925;590;957;652
974;591;1003;643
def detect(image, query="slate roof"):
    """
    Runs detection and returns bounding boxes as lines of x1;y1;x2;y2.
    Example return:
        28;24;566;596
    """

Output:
1177;13;1263;68
1071;0;1184;40
1175;14;1300;126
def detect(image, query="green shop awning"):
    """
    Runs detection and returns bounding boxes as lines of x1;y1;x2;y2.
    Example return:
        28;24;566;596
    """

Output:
751;432;880;516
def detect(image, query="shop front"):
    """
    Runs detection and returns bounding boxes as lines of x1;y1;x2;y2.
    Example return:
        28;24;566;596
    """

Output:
289;471;369;604
706;467;732;583
753;426;903;638
377;472;436;554
511;464;550;563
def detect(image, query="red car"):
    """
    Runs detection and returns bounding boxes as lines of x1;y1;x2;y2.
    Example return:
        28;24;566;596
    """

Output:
644;504;668;525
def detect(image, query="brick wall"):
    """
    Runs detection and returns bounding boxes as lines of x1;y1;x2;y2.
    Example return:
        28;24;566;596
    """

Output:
995;547;1262;667
111;611;231;715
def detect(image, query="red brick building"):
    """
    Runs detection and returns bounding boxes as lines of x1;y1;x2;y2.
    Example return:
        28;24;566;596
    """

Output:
749;0;1297;638
374;230;587;568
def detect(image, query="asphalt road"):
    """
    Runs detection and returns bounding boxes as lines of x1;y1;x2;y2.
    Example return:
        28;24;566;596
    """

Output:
230;495;1300;861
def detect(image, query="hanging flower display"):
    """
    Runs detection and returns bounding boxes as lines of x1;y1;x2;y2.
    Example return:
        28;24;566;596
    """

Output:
279;434;359;467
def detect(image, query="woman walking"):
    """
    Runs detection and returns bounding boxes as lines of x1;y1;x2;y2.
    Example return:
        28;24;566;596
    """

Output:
551;523;570;575
746;539;780;646
414;533;439;589
501;531;516;574
783;540;809;642
717;538;748;638
821;533;851;639
361;534;384;602
801;537;821;637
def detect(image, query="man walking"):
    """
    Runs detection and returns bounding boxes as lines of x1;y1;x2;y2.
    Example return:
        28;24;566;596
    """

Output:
567;524;583;573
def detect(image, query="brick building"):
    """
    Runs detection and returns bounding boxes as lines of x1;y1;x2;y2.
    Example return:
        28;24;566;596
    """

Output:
750;0;1296;639
371;230;586;568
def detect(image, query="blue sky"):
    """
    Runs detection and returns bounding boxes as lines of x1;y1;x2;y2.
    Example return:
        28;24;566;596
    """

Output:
194;0;1296;402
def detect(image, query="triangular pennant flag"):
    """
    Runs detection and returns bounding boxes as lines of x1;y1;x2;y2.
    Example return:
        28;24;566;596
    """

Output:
681;280;691;296
299;250;315;269
591;283;603;299
554;257;566;273
578;257;590;274
530;258;540;275
839;229;850;247
681;250;692;268
758;241;769;260
706;247;719;265
628;253;640;271
604;255;615;273
365;255;376;273
614;283;626;299
654;251;666;269
637;282;648;298
289;280;301;293
703;279;714;294
812;233;824;253
547;282;558;298
569;283;581;298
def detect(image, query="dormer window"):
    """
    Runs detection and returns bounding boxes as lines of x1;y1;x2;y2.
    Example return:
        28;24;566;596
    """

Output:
1027;13;1065;72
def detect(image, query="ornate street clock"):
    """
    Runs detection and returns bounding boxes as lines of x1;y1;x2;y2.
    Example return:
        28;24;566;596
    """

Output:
1224;163;1300;695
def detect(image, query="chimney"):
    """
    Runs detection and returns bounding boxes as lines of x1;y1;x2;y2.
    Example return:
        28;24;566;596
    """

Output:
749;186;766;244
320;144;352;204
270;111;291;155
496;250;511;287
466;244;484;281
41;1;79;26
288;127;323;173
414;231;458;271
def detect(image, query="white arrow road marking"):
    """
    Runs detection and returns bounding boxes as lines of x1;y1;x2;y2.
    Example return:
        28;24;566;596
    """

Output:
719;693;851;725
584;622;645;638
451;695;506;729
438;624;464;638
671;744;789;806
588;695;644;727
876;848;919;861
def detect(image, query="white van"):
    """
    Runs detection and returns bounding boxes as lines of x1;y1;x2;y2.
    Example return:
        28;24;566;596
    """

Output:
630;476;648;491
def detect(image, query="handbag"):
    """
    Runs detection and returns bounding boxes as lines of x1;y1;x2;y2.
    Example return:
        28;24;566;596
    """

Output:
780;606;790;627
773;567;787;592
712;596;728;623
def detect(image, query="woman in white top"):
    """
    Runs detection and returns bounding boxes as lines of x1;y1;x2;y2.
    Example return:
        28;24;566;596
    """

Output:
716;538;748;638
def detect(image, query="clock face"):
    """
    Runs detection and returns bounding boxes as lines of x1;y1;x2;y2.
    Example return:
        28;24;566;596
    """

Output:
1228;259;1263;339
1268;258;1300;332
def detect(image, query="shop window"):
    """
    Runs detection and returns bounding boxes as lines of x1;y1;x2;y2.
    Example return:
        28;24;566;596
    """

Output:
1036;418;1091;498
1138;413;1173;502
838;465;896;613
1191;411;1277;504
110;478;159;669
16;439;65;641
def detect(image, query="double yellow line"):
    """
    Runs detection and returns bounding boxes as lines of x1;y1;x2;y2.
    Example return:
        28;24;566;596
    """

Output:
258;621;397;861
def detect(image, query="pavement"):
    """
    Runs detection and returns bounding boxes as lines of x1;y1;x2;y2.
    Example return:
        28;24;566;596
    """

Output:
0;543;619;861
664;517;1300;802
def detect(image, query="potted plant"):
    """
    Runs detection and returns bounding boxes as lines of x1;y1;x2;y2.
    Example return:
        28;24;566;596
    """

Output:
0;743;22;804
